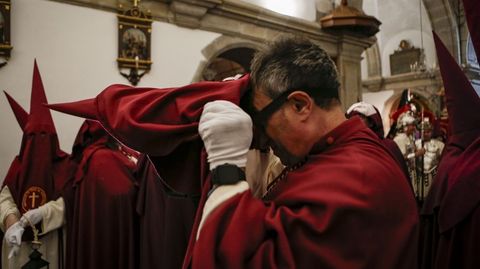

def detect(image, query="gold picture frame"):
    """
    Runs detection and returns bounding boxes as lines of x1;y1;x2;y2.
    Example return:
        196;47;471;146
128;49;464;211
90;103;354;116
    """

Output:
0;0;13;67
117;2;153;85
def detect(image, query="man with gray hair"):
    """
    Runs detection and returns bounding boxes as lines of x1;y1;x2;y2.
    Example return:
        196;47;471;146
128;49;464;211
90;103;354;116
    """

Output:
191;36;418;268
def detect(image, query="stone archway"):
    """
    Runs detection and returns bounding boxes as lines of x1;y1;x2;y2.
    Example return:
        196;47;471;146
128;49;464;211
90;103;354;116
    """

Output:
363;0;461;82
384;89;436;126
422;0;460;60
191;35;263;82
201;47;256;81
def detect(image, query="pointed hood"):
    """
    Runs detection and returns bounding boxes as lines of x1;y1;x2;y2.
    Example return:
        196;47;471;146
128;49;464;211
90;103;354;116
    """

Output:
4;91;29;131
24;60;56;134
433;32;480;148
47;74;250;156
462;0;480;57
72;120;108;157
70;120;110;183
422;33;480;215
3;60;69;222
46;98;98;120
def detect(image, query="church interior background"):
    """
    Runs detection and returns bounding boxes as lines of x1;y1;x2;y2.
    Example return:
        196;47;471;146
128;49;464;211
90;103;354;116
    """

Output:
0;0;479;182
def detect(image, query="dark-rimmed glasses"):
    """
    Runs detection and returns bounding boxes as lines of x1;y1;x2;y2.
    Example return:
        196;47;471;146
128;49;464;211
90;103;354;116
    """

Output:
253;90;294;128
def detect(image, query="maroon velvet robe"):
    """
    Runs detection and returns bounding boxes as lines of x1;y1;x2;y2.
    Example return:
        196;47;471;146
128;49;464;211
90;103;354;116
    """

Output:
346;110;411;183
47;75;250;268
135;143;208;269
62;120;139;269
192;118;419;268
2;63;72;255
2;62;70;217
419;32;480;269
382;138;411;183
431;3;480;266
433;137;480;269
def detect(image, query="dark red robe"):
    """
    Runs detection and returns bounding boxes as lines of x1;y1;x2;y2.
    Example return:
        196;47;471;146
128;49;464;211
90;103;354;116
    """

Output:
62;120;139;269
192;117;419;268
135;144;207;269
47;75;250;268
2;62;72;259
382;138;411;183
346;109;411;183
434;137;480;269
2;62;70;217
433;7;480;267
419;32;480;269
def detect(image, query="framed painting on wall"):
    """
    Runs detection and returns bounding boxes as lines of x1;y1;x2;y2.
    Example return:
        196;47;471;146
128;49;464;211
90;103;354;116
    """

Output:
117;2;152;85
0;0;13;67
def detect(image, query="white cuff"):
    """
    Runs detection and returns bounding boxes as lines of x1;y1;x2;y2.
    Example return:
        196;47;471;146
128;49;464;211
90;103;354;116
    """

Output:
0;186;20;232
196;181;249;240
40;197;65;234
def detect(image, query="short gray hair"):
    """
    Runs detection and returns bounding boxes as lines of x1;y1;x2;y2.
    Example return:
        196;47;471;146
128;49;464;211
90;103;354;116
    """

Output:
250;35;340;108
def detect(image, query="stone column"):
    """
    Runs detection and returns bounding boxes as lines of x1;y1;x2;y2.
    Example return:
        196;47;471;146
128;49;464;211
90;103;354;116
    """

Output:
335;35;375;109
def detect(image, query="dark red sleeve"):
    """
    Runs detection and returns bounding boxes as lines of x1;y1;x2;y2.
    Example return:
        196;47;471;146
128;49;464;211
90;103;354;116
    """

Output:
192;192;295;269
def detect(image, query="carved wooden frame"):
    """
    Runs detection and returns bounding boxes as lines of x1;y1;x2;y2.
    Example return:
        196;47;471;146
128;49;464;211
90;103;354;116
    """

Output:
0;0;13;64
117;4;152;71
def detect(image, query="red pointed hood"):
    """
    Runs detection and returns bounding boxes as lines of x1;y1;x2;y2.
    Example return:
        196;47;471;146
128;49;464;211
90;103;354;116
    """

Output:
47;74;251;156
423;33;480;215
4;91;28;131
462;0;480;57
46;98;98;120
24;60;57;134
2;61;70;221
71;120;109;156
433;32;480;148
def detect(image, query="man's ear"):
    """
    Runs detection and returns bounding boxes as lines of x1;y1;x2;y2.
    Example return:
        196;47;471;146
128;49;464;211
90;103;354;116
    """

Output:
287;91;313;118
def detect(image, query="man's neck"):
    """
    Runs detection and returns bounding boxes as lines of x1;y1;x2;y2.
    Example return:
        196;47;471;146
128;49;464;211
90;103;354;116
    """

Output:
312;106;346;141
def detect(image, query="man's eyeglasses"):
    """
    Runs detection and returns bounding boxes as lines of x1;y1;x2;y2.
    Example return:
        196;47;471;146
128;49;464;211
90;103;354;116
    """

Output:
253;90;293;127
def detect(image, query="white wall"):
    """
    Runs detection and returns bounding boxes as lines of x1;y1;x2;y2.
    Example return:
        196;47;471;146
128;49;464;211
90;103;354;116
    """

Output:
0;0;220;181
363;90;395;135
242;0;317;21
361;0;435;78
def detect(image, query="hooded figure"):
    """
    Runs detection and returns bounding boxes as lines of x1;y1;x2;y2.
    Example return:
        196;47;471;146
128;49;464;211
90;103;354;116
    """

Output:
61;119;139;269
0;61;73;269
47;75;251;268
418;29;480;269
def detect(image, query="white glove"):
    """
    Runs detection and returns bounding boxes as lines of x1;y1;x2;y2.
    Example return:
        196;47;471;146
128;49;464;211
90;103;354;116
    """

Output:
199;100;253;170
4;221;24;258
20;206;45;227
8;244;20;259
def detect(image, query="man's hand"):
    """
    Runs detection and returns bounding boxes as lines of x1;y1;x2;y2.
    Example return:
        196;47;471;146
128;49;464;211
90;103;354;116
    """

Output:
199;100;253;170
4;221;24;258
